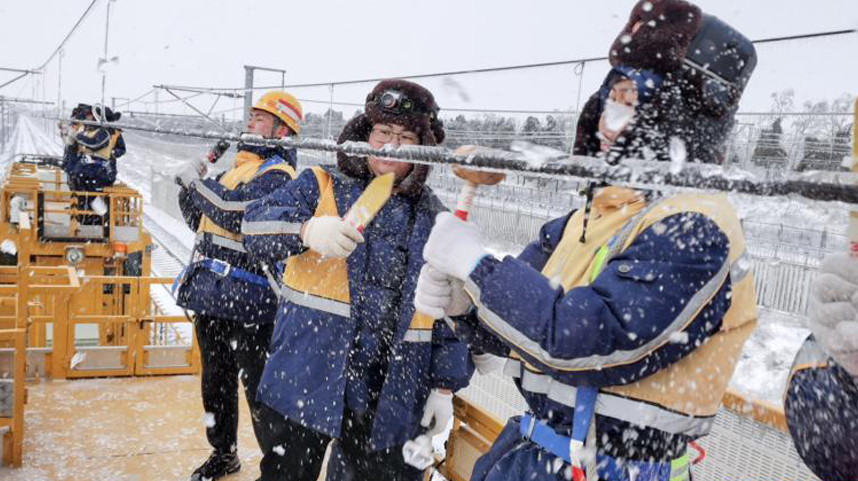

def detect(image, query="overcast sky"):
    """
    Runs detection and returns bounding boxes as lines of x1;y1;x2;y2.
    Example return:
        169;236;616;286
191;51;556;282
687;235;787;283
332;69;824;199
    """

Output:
1;0;856;121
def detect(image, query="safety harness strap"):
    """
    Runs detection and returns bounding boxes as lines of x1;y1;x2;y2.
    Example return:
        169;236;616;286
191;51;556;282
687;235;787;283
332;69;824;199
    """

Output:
519;414;690;481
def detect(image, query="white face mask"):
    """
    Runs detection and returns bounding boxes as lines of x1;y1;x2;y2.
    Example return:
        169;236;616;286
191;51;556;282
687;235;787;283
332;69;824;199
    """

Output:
601;99;636;133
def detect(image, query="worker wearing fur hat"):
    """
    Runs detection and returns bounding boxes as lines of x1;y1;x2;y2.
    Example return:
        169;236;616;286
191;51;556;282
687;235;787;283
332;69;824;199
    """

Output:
174;90;303;481
62;103;126;228
574;0;756;165
241;79;473;481
414;2;759;480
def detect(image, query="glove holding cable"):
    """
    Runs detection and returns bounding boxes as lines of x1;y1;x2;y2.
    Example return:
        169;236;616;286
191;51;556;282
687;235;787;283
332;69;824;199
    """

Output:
422;212;489;281
64;123;83;146
175;157;208;189
414;264;472;320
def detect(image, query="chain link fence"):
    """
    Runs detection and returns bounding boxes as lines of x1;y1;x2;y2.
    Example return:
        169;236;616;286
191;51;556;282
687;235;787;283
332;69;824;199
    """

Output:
310;152;842;317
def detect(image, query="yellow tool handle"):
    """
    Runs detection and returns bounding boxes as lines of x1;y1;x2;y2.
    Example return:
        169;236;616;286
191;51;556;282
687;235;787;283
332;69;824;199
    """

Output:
343;172;395;233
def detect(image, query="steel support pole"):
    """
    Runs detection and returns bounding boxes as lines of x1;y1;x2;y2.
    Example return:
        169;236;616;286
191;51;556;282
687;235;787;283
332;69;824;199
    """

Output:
243;66;254;126
100;0;113;110
1;100;5;151
57;49;63;118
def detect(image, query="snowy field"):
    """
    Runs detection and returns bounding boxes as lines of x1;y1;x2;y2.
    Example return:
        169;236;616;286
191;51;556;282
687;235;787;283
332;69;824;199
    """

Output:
2;114;843;406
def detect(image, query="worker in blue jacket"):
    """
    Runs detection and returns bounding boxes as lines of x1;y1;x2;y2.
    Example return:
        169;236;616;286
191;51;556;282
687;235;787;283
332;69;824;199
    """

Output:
415;3;759;480
62;104;95;185
175;91;304;481
63;103;125;227
241;79;473;481
785;252;858;480
63;103;126;189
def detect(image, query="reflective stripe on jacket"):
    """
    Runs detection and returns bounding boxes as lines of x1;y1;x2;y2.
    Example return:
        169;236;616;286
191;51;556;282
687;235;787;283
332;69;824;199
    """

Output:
175;149;296;323
277;167;439;337
460;188;756;456
241;166;473;450
280;167;351;315
195;151;297;241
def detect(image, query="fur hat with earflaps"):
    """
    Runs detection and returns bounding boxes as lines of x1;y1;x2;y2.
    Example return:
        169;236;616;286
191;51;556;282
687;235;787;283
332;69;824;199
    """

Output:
609;0;703;74
337;79;445;197
586;0;757;163
609;0;756;118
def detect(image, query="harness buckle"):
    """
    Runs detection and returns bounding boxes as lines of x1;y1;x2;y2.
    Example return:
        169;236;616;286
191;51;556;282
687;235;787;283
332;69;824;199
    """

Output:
569;439;588;481
568;439;584;468
209;259;232;277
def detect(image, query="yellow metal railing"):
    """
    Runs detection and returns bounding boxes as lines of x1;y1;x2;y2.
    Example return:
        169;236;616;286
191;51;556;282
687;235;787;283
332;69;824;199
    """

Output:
2;161;143;244
0;327;26;467
60;275;199;378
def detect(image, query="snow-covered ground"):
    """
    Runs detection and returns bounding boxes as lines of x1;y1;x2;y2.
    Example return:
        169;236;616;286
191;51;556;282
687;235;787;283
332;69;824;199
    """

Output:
732;190;847;234
3;115;840;406
0;115;64;168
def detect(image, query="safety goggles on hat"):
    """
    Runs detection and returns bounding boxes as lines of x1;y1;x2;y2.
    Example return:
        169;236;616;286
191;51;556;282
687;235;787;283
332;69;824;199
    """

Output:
683;15;756;90
681;14;757;116
371;89;439;120
90;103;122;123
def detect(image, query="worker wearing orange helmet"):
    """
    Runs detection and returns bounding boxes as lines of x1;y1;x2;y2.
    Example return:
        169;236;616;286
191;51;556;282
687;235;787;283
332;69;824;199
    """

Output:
175;91;304;481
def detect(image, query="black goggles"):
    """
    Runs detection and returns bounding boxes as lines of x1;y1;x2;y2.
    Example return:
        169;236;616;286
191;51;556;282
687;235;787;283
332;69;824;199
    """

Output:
371;89;438;120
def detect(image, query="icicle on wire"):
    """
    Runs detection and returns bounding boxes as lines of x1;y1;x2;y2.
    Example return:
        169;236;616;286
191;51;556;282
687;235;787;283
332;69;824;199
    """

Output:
48;115;858;205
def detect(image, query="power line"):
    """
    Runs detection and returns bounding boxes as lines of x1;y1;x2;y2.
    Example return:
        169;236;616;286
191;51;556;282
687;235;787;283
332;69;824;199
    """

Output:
158;29;856;93
161;88;228;131
114;88;157;109
447;107;575;115
131;98;856;124
734;111;854;117
0;72;32;91
36;0;101;70
203;97;578;117
0;97;54;105
146;28;856;118
144;90;206;105
751;29;856;45
39;115;858;205
0;67;39;74
122;109;222;120
152;84;243;99
291;97;578;116
157;52;606;93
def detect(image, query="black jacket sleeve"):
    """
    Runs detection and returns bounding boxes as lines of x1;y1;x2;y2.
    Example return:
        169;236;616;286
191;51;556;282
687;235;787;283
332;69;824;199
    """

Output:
178;184;202;232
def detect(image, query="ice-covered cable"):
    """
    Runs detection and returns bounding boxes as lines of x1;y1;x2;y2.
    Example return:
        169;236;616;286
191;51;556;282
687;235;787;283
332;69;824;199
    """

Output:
37;115;858;205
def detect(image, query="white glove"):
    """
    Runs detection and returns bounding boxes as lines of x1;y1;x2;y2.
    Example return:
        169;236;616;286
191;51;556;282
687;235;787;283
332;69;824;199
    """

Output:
65;123;84;145
414;264;473;319
420;389;453;438
90;197;108;217
472;352;505;375
176;157;208;188
402;434;434;470
302;216;364;258
809;253;858;377
423;212;489;281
